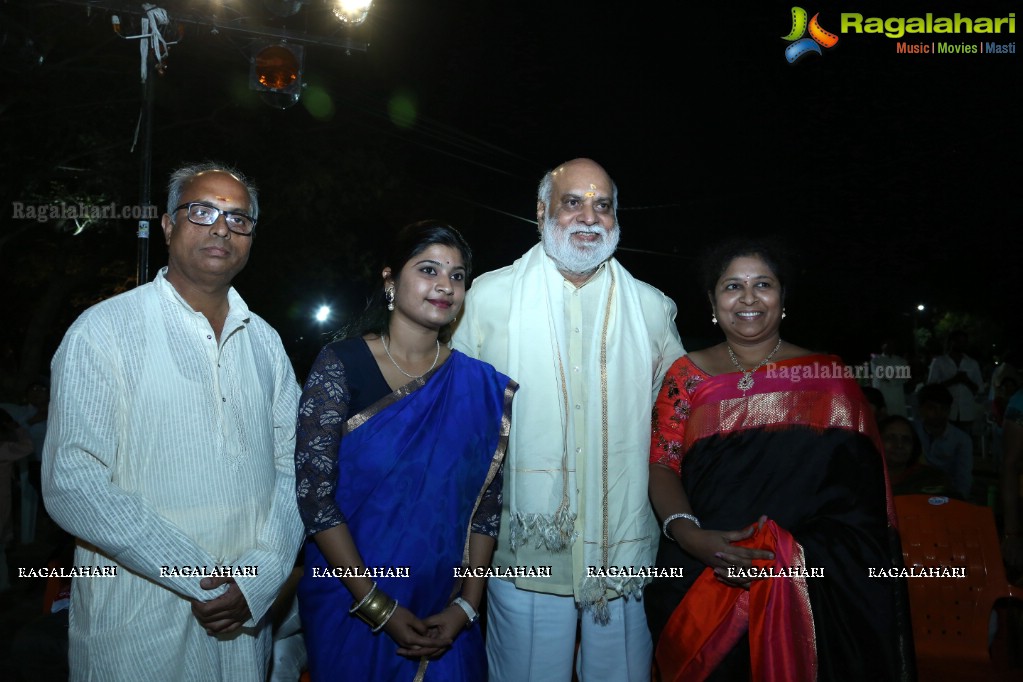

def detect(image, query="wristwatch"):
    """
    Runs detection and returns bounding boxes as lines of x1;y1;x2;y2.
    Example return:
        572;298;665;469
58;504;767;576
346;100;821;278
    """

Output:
451;597;478;628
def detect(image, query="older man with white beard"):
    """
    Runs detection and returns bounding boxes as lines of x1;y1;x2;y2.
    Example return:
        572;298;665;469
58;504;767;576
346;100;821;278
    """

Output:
452;158;685;681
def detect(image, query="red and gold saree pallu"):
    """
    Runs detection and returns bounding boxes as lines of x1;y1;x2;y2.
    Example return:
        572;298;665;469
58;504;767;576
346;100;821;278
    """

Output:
649;355;903;682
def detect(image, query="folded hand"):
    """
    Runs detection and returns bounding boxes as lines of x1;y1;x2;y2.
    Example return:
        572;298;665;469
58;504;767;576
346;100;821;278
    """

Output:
190;576;251;635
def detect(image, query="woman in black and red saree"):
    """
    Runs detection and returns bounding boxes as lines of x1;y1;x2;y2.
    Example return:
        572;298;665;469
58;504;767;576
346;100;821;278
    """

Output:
645;239;910;682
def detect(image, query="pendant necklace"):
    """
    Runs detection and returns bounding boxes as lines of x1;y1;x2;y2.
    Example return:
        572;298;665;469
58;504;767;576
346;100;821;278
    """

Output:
382;336;440;379
726;339;783;392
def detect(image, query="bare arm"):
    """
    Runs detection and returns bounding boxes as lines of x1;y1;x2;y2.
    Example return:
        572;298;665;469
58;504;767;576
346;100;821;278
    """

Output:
649;463;773;586
648;359;772;586
312;524;449;657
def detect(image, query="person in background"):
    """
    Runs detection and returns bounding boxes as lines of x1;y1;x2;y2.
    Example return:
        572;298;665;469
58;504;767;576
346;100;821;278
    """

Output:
10;531;75;682
913;383;974;500
991;350;1020;416
0;378;49;544
880;415;956;497
927;331;984;436
989;351;1020;467
862;386;888;422
1001;387;1023;576
872;339;909;417
0;407;33;590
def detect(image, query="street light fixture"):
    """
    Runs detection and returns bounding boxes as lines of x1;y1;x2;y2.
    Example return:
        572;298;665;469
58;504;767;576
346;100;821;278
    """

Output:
250;41;303;108
332;0;372;26
252;43;303;92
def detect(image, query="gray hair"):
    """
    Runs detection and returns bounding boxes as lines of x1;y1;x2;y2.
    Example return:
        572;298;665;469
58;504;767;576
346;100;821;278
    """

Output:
166;161;259;222
536;165;619;217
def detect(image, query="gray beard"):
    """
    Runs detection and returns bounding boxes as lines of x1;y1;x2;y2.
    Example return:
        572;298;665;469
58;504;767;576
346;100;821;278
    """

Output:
541;215;620;275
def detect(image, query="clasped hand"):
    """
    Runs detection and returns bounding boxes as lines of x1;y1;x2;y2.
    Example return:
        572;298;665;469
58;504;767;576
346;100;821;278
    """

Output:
386;603;468;659
190;576;252;635
674;515;776;589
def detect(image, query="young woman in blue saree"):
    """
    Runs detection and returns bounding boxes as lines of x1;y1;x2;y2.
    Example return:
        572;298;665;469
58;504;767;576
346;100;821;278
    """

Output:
295;222;516;681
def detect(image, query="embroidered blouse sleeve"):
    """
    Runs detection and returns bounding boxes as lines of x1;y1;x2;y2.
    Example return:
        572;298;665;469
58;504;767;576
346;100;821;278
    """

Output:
295;344;350;536
650;357;699;475
470;465;502;538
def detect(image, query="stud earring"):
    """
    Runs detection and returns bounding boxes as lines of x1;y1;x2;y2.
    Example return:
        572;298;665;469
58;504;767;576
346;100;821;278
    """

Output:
385;287;395;312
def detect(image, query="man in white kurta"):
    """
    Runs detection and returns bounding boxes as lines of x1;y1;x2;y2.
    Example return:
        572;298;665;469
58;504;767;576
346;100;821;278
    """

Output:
926;330;984;435
870;340;909;417
452;158;685;681
42;163;303;681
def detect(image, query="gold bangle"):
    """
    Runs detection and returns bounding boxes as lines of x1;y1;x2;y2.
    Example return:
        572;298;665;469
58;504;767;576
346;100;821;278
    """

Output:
354;589;397;630
348;581;378;614
371;598;399;633
359;591;391;623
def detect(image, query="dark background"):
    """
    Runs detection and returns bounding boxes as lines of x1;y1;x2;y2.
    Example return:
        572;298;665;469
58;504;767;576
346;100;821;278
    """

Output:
1;0;1019;392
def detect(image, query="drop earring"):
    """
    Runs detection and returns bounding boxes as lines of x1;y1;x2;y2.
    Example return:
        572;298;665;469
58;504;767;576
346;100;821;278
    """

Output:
385;287;395;312
782;308;787;319
711;314;718;325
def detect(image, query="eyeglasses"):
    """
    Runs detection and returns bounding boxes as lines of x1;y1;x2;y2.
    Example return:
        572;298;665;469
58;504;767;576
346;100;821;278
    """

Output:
173;202;256;236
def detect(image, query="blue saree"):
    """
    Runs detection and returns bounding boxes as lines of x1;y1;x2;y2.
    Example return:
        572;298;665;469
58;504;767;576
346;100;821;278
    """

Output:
297;343;515;681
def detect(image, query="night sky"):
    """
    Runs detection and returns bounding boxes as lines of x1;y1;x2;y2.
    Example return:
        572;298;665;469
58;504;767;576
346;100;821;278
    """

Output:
1;0;1020;386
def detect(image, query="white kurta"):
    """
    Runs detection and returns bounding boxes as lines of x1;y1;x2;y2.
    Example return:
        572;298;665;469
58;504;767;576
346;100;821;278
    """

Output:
926;353;985;422
452;247;685;603
870;353;909;417
42;268;303;681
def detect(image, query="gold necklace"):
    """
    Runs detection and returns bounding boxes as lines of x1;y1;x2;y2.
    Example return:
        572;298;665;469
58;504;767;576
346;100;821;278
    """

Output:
726;339;782;392
382;336;440;379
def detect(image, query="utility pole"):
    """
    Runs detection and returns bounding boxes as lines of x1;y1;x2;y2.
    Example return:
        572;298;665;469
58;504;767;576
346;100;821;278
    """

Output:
137;63;155;284
53;0;370;285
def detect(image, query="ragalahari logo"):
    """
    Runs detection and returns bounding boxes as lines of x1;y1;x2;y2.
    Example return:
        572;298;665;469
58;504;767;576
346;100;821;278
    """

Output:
783;7;839;63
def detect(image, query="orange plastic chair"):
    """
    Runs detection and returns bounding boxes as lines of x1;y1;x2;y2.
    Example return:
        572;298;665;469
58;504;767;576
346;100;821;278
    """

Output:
894;494;1023;681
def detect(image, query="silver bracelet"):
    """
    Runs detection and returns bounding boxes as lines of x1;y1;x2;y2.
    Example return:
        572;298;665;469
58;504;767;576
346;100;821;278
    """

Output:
662;513;700;540
371;598;399;633
348;581;378;614
451;596;479;628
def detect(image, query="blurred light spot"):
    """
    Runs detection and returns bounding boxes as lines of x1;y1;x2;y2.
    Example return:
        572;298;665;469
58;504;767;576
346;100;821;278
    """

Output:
388;90;417;129
303;85;335;120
